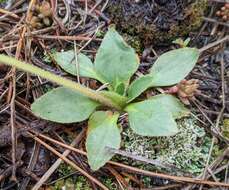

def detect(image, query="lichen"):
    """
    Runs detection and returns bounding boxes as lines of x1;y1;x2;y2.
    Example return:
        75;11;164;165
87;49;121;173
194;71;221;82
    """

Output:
120;116;219;175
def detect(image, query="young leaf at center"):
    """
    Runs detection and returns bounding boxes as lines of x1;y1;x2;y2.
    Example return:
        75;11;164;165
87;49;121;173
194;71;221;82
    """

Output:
100;91;128;109
127;74;154;102
86;111;121;170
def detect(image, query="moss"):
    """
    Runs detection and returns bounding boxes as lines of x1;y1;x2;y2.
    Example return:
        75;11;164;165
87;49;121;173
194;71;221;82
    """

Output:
52;179;65;190
96;29;106;38
51;164;92;190
42;48;57;64
51;176;92;190
58;163;74;176
106;0;208;46
50;174;123;190
122;34;143;53
100;177;120;190
75;176;91;190
52;164;120;190
222;119;229;139
120;116;219;175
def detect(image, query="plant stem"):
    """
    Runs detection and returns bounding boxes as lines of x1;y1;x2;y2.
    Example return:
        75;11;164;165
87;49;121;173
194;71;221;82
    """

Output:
0;54;122;110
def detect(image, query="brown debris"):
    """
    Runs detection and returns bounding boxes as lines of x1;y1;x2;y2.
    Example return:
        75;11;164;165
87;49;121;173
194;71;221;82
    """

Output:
31;1;53;29
165;79;200;105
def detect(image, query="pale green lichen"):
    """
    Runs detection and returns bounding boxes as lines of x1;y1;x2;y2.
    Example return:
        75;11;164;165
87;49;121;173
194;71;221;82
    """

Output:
121;116;219;175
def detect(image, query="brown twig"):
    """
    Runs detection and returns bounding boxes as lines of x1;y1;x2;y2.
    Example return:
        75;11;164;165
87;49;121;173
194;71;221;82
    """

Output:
199;35;228;53
0;8;20;19
203;17;229;28
8;0;36;181
34;34;101;41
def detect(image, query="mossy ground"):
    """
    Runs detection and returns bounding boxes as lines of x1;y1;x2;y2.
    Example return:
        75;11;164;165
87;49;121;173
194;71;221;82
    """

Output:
106;0;208;46
51;163;117;190
51;174;91;190
50;116;222;189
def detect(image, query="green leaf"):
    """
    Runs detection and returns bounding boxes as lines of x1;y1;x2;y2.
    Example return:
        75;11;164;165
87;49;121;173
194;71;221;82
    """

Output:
184;38;191;47
86;111;121;170
149;94;189;119
127;75;154;102
99;91;128;109
127;48;199;102
53;50;100;80
150;48;199;86
114;81;126;95
125;99;178;136
31;87;99;123
95;27;139;87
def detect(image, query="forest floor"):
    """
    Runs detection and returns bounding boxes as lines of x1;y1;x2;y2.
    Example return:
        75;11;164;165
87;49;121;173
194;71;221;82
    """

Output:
0;0;229;190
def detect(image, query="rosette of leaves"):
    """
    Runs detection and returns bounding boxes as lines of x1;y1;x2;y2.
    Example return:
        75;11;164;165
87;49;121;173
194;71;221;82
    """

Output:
0;27;200;171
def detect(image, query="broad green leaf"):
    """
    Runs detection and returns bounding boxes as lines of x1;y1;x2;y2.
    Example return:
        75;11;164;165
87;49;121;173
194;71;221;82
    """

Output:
53;50;101;80
150;48;199;86
125;99;178;136
127;75;154;102
127;48;199;101
31;87;99;123
94;27;139;87
86;111;121;170
100;91;128;109
149;94;189;119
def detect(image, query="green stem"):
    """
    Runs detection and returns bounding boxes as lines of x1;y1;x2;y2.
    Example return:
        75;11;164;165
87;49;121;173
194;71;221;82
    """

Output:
0;54;121;110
